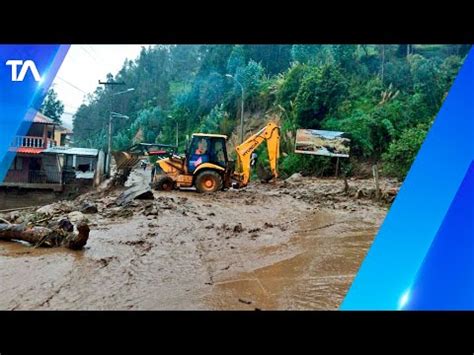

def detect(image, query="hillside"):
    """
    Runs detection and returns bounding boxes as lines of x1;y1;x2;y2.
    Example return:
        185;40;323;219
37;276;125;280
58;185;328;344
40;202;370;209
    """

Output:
72;44;470;180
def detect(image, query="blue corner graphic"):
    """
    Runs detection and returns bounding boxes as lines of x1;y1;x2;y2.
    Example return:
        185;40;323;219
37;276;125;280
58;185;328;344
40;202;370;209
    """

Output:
404;161;474;310
0;45;69;183
341;48;474;310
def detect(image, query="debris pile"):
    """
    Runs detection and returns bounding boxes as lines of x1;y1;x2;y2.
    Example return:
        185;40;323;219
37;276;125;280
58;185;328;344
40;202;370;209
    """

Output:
282;175;400;205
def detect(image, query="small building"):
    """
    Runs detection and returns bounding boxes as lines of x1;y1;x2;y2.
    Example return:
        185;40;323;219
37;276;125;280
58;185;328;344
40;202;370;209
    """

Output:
54;126;73;147
2;112;62;191
1;112;103;191
42;146;101;184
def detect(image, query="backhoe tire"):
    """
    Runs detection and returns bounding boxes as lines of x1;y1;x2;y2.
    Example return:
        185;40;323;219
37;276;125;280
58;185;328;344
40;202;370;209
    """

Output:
154;176;175;191
195;170;223;193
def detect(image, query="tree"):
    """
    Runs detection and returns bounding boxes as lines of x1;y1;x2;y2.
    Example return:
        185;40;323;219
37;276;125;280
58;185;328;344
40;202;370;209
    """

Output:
383;123;430;179
226;45;246;75
70;44;467;181
40;89;64;124
291;45;322;64
294;64;348;128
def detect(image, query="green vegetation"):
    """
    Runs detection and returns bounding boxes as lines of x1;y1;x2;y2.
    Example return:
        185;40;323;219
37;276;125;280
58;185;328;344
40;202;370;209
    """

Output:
382;123;429;179
40;88;64;124
72;44;470;180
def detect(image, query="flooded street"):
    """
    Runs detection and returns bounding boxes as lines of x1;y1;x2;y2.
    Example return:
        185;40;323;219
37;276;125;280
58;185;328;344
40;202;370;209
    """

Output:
0;169;393;310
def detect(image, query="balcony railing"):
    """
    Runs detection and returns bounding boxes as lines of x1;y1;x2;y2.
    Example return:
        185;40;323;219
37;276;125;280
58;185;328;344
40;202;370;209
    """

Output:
12;136;57;149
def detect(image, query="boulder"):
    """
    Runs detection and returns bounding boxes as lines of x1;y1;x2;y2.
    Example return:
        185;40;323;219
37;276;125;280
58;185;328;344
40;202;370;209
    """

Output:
81;202;98;214
68;211;88;223
286;173;303;183
36;204;57;216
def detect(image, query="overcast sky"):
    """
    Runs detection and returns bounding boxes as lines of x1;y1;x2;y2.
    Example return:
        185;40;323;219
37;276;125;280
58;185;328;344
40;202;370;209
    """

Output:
52;45;149;128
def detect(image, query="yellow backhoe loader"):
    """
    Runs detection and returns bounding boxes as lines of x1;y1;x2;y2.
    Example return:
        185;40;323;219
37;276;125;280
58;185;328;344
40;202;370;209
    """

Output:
114;122;280;193
153;121;280;193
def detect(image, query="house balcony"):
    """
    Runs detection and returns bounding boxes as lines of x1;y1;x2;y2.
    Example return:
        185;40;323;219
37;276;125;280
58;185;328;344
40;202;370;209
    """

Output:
12;136;57;150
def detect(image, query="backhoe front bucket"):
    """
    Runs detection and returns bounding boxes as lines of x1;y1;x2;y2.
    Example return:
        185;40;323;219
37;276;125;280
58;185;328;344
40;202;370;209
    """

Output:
112;151;141;170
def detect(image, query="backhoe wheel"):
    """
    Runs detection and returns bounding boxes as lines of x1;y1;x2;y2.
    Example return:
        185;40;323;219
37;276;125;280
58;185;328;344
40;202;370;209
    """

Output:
154;176;175;191
195;170;223;193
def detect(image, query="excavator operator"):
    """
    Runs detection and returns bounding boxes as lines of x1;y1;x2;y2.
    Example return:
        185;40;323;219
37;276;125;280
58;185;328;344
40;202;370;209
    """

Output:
195;139;207;155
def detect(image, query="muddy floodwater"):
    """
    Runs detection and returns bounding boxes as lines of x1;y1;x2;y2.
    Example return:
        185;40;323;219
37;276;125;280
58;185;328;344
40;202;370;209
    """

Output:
0;170;393;310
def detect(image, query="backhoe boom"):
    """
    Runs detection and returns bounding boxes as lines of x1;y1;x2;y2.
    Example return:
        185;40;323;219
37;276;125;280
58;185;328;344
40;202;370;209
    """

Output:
234;122;280;187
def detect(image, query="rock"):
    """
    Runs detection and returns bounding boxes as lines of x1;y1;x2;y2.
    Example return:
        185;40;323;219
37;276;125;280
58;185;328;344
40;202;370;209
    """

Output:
233;223;243;233
7;211;21;222
355;189;365;199
286;173;303;183
81;202;98;214
144;205;159;216
68;211;88;223
57;218;74;232
36;204;57;216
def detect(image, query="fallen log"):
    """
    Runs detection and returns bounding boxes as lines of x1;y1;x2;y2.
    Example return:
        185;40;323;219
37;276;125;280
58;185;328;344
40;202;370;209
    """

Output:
0;220;90;250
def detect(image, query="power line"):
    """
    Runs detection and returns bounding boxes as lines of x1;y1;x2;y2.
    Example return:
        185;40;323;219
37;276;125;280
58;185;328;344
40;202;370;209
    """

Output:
79;45;109;74
79;45;100;64
86;45;99;56
56;77;88;94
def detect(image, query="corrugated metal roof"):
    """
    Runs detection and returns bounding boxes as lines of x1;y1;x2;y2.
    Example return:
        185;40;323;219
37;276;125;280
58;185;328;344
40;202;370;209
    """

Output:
43;146;99;156
33;112;56;125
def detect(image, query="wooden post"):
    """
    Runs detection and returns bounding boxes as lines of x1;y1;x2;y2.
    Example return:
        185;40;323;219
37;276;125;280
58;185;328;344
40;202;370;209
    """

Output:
343;173;349;194
372;163;380;201
335;157;340;178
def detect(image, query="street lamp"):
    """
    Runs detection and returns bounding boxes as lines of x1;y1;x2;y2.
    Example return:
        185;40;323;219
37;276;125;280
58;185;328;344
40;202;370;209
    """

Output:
226;74;245;143
111;88;135;96
106;88;135;176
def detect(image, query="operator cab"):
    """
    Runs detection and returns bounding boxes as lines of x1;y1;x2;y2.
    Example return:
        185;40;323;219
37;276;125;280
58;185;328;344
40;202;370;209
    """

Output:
187;133;228;173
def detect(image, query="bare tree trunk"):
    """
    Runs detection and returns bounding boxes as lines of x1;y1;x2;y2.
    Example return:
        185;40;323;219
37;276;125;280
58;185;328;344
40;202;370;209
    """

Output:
372;164;380;201
0;220;90;250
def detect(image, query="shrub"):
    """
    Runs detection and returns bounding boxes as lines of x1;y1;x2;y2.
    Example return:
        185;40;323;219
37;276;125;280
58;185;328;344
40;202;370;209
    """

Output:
382;123;429;180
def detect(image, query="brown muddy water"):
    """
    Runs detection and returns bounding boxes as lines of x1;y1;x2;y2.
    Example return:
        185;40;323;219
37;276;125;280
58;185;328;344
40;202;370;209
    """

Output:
0;189;60;210
0;171;390;310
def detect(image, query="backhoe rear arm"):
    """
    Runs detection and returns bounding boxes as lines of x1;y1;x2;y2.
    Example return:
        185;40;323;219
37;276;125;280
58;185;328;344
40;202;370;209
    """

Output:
234;122;280;187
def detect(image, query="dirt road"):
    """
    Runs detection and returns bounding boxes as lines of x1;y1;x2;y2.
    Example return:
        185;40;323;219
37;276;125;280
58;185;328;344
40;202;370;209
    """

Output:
0;169;396;310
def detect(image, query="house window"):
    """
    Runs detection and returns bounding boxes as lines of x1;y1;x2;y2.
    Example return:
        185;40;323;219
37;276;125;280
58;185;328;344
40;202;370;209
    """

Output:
9;157;23;171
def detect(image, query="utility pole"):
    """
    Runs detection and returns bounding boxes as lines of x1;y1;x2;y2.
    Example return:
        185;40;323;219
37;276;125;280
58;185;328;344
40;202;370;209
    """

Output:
99;79;134;176
176;120;179;148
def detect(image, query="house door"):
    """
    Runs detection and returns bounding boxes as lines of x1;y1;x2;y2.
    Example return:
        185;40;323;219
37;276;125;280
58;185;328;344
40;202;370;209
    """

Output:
28;157;44;183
